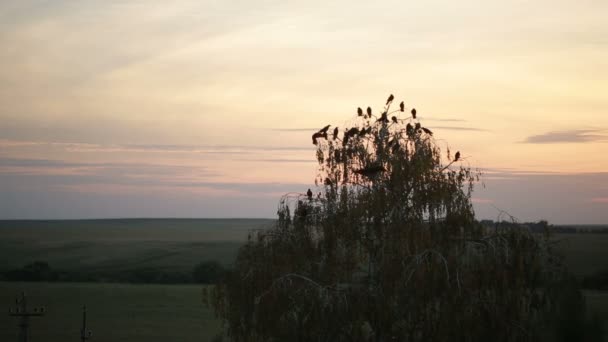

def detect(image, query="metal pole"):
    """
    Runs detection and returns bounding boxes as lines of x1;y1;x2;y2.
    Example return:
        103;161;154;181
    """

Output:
8;292;45;342
80;305;92;341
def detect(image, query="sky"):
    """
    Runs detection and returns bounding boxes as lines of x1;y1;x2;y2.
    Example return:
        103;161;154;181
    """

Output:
1;0;607;223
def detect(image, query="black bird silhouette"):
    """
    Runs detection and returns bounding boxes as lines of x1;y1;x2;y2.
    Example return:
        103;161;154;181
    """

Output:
333;127;339;140
343;127;360;145
319;125;331;134
391;116;398;124
454;151;460;162
411;108;417;119
312;132;325;145
347;127;360;137
306;188;313;200
357;107;363;116
354;165;386;178
366;107;372;117
406;123;413;135
386;94;394;105
421;127;433;136
377;112;388;123
399;101;404;112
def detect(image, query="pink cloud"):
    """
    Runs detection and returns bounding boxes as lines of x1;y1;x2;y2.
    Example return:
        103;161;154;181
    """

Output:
590;197;608;204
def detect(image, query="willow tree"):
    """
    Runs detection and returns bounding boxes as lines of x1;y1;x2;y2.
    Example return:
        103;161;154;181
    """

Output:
210;96;569;341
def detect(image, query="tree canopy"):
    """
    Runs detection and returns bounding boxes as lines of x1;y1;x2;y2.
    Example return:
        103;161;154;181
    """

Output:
210;96;575;341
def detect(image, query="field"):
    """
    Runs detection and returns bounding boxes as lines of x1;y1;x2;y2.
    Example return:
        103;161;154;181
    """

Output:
0;219;607;340
0;219;272;276
0;282;221;342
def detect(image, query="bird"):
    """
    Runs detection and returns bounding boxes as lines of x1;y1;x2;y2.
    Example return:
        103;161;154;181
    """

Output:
411;108;417;119
319;125;331;134
454;151;460;162
406;123;413;135
421;127;433;136
366;107;372;118
386;94;394;105
333;127;339;140
357;107;363;116
343;127;359;145
391;116;398;124
307;188;313;200
399;101;404;112
347;127;360;137
312;132;325;145
377;112;388;123
354;165;386;178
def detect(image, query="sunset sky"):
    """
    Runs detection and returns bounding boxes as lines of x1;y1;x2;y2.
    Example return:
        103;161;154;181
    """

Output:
1;1;607;223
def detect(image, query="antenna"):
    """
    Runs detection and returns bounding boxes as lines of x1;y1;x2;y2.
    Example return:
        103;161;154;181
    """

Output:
8;292;45;342
80;305;93;341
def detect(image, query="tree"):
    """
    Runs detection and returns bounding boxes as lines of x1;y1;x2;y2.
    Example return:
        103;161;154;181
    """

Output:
210;96;574;341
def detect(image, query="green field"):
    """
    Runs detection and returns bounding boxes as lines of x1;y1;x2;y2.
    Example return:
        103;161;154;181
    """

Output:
0;219;272;277
0;282;221;342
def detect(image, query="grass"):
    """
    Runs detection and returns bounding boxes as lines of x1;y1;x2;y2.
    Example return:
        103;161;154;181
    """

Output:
554;233;608;278
0;219;272;274
0;282;222;342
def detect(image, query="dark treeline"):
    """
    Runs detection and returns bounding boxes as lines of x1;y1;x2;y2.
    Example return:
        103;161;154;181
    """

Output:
479;219;608;234
0;260;227;285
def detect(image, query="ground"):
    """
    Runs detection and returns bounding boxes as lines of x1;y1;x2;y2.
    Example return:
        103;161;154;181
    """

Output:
0;219;606;341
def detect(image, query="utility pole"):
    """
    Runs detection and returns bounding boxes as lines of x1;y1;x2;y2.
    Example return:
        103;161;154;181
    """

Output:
80;305;93;342
8;292;45;342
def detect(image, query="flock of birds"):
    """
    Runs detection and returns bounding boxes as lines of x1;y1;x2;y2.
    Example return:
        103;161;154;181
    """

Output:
311;95;441;147
311;94;460;161
305;95;461;201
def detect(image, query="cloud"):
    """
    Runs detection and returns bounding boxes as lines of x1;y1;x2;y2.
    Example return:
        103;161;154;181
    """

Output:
425;118;467;123
269;128;319;132
0;139;312;154
432;126;488;132
590;197;608;204
523;130;607;144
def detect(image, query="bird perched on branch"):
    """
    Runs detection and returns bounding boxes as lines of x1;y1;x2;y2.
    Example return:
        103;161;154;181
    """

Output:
386;94;394;105
377;112;389;123
391;116;398;124
354;165;386;178
454;151;460;162
318;125;331;134
359;127;369;137
357;107;363;116
411;108;417;119
306;188;313;200
346;127;360;137
366;107;372;118
333;127;339;140
343;127;360;145
400;101;404;112
312;132;326;145
406;123;414;136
